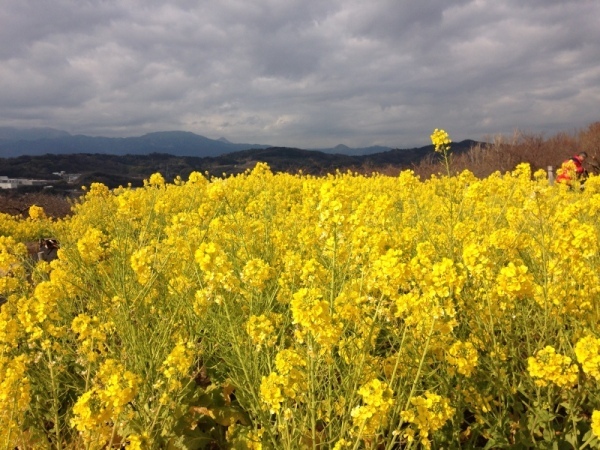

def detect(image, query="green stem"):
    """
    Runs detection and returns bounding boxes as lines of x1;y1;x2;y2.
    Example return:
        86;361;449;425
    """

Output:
148;403;163;439
309;346;317;450
47;348;62;450
385;318;437;450
107;420;119;449
443;149;451;177
3;398;16;450
221;297;279;449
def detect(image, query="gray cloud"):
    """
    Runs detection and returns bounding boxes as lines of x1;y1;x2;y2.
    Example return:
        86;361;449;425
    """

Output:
0;0;599;148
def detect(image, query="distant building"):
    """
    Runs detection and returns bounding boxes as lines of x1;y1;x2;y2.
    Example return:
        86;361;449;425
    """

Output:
0;176;18;189
53;171;81;183
0;175;51;189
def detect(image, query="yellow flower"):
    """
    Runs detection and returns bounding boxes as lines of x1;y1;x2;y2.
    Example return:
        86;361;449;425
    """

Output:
246;314;279;349
592;410;600;438
241;258;274;291
71;314;108;362
430;129;451;153
130;246;155;285
28;205;46;220
162;340;195;391
333;438;352;449
195;241;239;293
446;340;478;377
84;182;111;198
495;261;534;302
290;288;342;350
0;355;31;446
575;335;600;380
146;172;165;187
70;359;141;446
259;348;307;414
274;349;306;399
527;346;578;388
351;379;394;437
126;433;150;449
259;373;286;414
401;392;454;449
77;228;107;263
187;171;207;184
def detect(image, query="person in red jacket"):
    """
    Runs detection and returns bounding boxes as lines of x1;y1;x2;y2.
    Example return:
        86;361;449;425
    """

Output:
556;152;588;186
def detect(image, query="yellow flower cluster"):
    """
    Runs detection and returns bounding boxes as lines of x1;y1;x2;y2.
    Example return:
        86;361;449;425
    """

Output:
2;160;600;447
401;392;454;449
71;359;140;447
71;314;108;363
195;241;239;300
350;378;394;437
161;340;195;392
0;236;27;296
495;261;534;303
0;355;31;448
527;346;579;388
246;313;279;349
592;411;600;439
446;340;478;377
430;128;451;153
241;258;274;292
145;172;166;187
260;348;306;414
77;227;107;263
130;245;157;285
574;335;600;380
290;287;342;351
125;432;150;450
28;204;46;220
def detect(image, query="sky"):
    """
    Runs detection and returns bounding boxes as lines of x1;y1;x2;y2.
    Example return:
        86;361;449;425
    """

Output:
1;0;599;149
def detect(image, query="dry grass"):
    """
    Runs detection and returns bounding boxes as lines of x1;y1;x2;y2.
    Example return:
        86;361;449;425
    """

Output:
0;191;73;218
412;122;600;179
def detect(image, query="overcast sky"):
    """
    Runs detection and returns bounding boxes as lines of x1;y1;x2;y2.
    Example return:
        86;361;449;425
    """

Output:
1;0;599;149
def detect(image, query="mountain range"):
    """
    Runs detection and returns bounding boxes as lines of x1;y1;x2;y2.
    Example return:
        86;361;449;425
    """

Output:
0;127;483;188
0;143;480;190
0;127;393;158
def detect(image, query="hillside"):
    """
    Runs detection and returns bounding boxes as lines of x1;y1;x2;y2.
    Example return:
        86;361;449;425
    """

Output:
0;140;479;188
2;120;600;219
0;130;271;158
0;127;394;158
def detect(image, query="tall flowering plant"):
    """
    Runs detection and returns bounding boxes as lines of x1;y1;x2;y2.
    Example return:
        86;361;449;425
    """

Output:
431;128;452;175
3;155;600;448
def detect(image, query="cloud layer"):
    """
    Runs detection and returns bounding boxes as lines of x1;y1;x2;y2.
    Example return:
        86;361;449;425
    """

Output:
1;0;599;148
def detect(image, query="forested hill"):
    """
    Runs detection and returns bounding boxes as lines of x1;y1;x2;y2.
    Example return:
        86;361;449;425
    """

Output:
0;140;478;188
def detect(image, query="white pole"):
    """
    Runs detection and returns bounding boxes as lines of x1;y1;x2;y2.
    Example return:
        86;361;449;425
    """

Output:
547;165;555;185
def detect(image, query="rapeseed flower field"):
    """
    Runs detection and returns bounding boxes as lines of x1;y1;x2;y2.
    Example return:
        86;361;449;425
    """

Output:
2;132;600;448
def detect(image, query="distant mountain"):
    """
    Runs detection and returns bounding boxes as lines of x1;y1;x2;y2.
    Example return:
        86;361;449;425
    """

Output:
363;139;479;165
314;144;393;156
0;127;398;158
0;127;478;160
225;140;479;170
0;139;482;188
0;129;271;158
